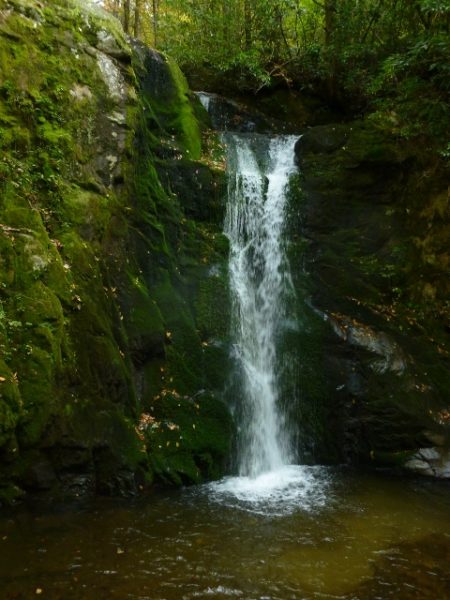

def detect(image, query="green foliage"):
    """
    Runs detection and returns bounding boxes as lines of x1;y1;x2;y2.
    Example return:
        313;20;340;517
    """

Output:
112;0;449;151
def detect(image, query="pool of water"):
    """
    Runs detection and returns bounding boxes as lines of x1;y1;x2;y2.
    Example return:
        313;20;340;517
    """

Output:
1;468;449;599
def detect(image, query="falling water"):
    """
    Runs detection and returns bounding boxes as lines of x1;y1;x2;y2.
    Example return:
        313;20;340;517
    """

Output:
208;132;328;513
225;133;298;477
197;91;212;112
194;99;329;512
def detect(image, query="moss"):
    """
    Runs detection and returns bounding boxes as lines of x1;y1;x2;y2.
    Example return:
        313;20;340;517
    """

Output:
132;43;202;160
122;274;165;364
0;483;25;507
0;0;233;499
166;58;202;159
144;391;232;485
195;270;229;340
16;349;59;447
59;185;118;235
154;277;204;394
0;360;22;447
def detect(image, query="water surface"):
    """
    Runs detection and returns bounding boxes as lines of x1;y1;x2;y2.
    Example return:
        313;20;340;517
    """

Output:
1;469;449;599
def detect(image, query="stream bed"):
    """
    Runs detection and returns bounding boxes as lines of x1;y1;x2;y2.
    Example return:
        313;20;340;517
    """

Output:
1;469;449;599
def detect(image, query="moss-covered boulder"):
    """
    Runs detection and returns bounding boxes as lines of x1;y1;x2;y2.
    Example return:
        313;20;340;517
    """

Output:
0;0;232;505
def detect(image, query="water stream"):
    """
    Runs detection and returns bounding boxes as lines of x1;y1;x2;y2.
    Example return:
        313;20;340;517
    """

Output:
1;474;449;599
206;132;323;514
225;133;297;478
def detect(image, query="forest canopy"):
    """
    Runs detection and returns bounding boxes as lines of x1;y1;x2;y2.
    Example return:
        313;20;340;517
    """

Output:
102;0;450;151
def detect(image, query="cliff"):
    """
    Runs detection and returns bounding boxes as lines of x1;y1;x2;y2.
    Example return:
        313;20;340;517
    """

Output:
290;122;450;475
0;0;231;504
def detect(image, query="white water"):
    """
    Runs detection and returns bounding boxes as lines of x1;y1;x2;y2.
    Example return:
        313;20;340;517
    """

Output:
206;133;326;512
225;133;298;477
197;91;212;112
208;465;329;516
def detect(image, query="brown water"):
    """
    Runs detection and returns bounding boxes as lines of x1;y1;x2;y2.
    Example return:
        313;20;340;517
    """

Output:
1;469;449;600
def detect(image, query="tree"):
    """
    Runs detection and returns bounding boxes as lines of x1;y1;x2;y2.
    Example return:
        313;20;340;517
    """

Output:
99;0;450;150
123;0;131;34
134;0;143;38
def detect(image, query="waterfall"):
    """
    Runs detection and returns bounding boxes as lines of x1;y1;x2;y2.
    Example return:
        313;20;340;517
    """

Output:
200;106;327;513
197;91;211;112
224;133;298;477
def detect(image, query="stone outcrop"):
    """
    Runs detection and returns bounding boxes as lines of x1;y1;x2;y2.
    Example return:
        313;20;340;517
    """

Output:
0;0;232;504
289;121;449;473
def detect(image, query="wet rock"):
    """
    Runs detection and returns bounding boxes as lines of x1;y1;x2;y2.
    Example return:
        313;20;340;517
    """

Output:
70;84;93;103
93;446;138;496
60;472;95;496
96;29;130;60
57;445;92;470
405;447;450;478
0;0;233;501
295;124;348;157
196;92;275;133
23;459;56;491
156;159;226;222
96;52;127;103
289;118;449;470
324;311;407;374
107;110;127;126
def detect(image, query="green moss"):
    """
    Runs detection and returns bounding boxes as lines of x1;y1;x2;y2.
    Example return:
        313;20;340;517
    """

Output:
0;360;22;447
148;271;232;397
125;273;165;353
0;484;25;507
60;185;118;234
0;0;233;499
144;391;231;485
132;45;202;160
17;348;59;446
166;58;202;159
195;270;229;340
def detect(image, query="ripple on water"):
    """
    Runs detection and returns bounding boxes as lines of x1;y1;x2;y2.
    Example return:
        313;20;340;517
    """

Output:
189;586;244;597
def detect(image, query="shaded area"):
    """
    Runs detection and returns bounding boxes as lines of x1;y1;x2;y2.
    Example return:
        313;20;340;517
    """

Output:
288;120;449;470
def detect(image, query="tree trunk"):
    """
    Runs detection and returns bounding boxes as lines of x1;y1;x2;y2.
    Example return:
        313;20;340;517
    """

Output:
152;0;158;47
123;0;131;34
134;0;142;38
324;0;336;47
244;0;252;51
324;0;338;102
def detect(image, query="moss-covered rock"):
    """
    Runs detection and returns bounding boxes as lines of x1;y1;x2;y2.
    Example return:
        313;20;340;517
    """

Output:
141;390;232;485
0;0;232;503
290;120;450;471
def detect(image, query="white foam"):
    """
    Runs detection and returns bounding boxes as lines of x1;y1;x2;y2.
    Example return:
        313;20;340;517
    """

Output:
206;465;329;516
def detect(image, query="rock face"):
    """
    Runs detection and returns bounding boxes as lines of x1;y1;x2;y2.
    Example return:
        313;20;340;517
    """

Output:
289;121;449;472
0;0;232;504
